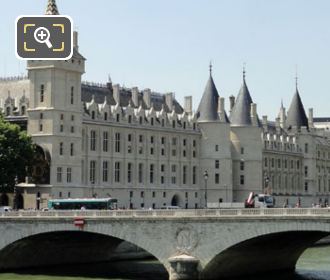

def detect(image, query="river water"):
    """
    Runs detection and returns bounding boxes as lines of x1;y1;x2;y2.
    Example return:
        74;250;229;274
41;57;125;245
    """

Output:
0;245;330;280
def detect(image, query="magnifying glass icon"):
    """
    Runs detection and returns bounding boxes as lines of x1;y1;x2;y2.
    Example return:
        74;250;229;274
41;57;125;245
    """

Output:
34;27;53;49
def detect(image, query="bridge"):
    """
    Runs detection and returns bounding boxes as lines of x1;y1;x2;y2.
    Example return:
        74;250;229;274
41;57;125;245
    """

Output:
0;208;330;280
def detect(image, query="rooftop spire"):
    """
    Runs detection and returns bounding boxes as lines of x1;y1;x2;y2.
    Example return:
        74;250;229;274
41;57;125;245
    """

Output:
295;66;298;91
243;62;246;81
45;0;59;15
209;61;213;76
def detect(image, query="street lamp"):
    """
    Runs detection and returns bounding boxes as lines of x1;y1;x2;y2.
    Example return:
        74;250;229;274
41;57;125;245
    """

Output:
264;174;270;194
203;170;208;208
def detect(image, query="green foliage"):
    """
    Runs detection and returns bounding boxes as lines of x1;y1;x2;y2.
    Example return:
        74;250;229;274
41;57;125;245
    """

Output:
0;114;35;191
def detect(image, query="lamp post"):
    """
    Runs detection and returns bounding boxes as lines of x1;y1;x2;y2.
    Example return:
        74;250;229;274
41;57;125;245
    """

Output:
203;171;208;208
264;174;270;194
14;176;18;210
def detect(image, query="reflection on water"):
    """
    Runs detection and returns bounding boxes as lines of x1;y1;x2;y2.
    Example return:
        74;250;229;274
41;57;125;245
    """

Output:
0;246;330;280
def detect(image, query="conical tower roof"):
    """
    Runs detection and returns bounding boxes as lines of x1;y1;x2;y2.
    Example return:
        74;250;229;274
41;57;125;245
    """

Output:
45;0;59;15
286;88;308;129
197;71;219;122
230;74;254;126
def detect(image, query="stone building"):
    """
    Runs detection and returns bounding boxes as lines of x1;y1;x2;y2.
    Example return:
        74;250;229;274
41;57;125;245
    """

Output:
1;0;330;208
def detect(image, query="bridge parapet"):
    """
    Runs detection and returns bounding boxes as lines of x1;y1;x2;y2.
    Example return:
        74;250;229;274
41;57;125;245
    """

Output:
0;208;330;218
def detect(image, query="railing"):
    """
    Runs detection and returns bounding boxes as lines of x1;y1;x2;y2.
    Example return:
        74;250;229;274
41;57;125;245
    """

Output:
1;208;330;219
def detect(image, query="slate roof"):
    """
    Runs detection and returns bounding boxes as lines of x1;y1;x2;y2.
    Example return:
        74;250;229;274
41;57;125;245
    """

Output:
286;88;309;129
81;84;184;114
230;77;254;126
314;117;330;123
45;0;59;15
197;74;220;122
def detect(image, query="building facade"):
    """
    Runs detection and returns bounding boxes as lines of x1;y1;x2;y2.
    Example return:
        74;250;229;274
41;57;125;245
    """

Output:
1;0;330;209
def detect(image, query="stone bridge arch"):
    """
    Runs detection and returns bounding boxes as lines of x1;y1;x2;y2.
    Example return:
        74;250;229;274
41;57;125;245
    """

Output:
0;218;179;274
199;220;330;279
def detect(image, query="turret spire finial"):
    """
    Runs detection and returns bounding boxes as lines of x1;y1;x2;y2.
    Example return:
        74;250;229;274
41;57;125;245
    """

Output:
243;62;246;81
295;65;298;91
209;61;213;76
45;0;59;15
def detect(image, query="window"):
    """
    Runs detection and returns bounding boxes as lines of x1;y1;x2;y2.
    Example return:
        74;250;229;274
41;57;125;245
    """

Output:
138;163;143;183
67;168;72;183
215;145;219;151
297;160;300;169
141;191;144;198
150;136;154;144
90;130;96;151
70;86;74;105
183;122;186;129
150;164;154;184
304;166;308;177
90;161;96;184
183;166;187;184
115;133;121;153
215;160;219;169
151;118;154;126
161;148;165;156
57;167;62;182
139;116;143;124
139;135;143;143
103;132;108;152
172;120;176;128
193;151;196;158
163;192;166;198
60;124;64;133
39;124;43;132
127;163;132;183
264;158;268;167
150;147;154;155
21;106;25;115
172;138;177;145
128;115;132;123
215;173;220;184
240;161;245;171
161;137;166;145
116;114;120;122
40;84;44;102
71;126;74;133
161;176;165;184
172;165;176;172
271;158;274;168
91;111;95;119
240;175;245;185
241;147;244;154
61;114;64;120
70;143;74;156
161;164;165;172
115;162;120;182
104;112;108;121
193;166;197;184
59;142;63;155
305;143;308;153
161;119;165;127
152;191;156;198
278;159;281;168
193;140;196;147
183;139;187;146
6;107;10;116
128;134;132;142
103;161;108;182
40;113;43;119
183;150;186;157
305;181;308;192
172;149;176;157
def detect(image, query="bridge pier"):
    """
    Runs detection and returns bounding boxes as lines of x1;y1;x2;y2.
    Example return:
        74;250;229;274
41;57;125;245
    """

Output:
168;254;200;280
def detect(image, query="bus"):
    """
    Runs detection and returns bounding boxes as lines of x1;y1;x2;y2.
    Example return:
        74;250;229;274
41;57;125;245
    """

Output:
47;198;118;210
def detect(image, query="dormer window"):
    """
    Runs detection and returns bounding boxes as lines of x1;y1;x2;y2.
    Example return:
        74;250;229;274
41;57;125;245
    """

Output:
104;112;108;121
116;114;120;122
6;107;10;116
161;119;165;127
21;106;26;115
172;120;176;128
183;122;186;129
139;116;143;124
151;118;154;126
128;115;132;124
91;111;95;119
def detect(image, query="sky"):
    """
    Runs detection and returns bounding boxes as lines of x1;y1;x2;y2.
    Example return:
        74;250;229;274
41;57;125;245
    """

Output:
1;0;330;119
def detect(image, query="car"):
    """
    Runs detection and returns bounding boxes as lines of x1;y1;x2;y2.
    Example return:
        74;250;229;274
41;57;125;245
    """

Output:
0;206;12;212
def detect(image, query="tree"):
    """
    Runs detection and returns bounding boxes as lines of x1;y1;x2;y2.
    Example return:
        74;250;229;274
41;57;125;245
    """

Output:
0;114;35;192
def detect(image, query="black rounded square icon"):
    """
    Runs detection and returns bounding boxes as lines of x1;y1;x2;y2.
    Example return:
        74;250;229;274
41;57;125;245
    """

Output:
16;15;73;60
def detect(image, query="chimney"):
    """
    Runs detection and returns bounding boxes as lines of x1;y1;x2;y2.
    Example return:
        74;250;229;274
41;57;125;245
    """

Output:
229;95;235;112
280;106;286;129
184;96;192;113
218;97;225;122
308;108;314;128
132;87;139;107
275;117;281;133
73;31;78;50
143;89;151;108
166;92;173;112
113;84;120;105
262;115;268;132
250;103;258;126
